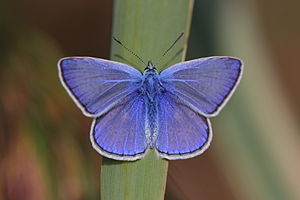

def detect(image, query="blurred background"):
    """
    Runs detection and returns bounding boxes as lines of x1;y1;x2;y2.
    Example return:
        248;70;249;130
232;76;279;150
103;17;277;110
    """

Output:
1;0;299;199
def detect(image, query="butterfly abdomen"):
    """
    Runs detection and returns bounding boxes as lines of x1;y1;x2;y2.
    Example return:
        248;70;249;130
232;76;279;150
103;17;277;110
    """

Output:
146;103;158;146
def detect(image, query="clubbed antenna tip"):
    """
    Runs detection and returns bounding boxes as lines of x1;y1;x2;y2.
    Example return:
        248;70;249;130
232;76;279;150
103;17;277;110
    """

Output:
112;36;147;66
161;32;184;58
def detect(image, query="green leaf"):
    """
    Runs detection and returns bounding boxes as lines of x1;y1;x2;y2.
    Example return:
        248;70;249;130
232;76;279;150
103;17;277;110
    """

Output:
101;0;194;200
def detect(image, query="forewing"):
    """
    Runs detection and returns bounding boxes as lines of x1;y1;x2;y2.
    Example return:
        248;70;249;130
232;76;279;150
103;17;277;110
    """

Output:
155;92;212;160
58;57;142;117
160;57;242;117
90;92;148;161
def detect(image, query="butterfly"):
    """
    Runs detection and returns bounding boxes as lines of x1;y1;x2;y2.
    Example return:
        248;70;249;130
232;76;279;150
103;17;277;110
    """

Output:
58;35;243;161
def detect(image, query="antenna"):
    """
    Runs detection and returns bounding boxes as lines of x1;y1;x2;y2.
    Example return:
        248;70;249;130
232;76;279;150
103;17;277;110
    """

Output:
112;36;147;66
158;32;184;65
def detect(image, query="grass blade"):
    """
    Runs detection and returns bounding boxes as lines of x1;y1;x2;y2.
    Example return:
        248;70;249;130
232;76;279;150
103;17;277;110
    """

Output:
101;0;194;199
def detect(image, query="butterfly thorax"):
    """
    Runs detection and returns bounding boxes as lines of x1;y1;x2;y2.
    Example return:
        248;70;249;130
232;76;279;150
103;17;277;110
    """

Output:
142;68;164;104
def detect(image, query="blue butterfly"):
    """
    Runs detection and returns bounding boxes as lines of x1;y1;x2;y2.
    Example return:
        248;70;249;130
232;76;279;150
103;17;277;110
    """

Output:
58;36;243;161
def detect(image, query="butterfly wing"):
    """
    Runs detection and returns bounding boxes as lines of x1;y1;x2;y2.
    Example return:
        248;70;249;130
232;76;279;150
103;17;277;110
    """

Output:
159;57;243;117
155;92;212;160
90;92;148;160
58;57;142;117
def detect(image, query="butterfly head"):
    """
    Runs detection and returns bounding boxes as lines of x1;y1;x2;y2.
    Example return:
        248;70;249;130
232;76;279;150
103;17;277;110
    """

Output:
143;61;158;76
145;61;156;70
